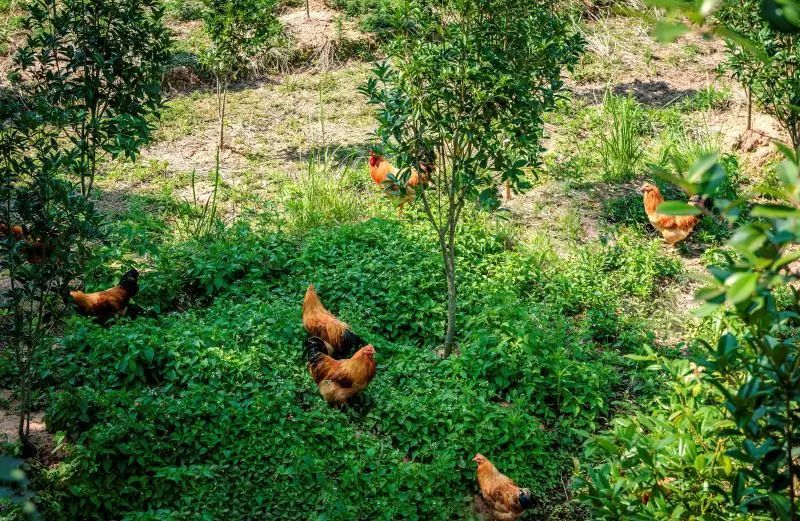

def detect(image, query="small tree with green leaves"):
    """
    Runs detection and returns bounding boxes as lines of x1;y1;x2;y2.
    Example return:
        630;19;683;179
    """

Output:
1;99;99;454
716;0;800;148
200;0;281;150
12;0;171;197
362;0;582;355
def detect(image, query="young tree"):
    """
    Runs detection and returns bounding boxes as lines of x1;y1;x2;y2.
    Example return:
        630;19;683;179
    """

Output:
1;100;100;454
362;0;582;355
12;0;172;197
200;0;281;150
716;0;800;148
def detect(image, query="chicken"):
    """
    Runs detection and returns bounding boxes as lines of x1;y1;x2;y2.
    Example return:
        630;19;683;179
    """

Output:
0;223;53;264
473;454;533;520
69;269;139;319
0;223;26;241
305;336;376;405
640;183;708;246
302;284;366;358
368;151;432;213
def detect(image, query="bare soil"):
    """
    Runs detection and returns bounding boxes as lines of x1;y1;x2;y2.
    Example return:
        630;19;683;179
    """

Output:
0;390;59;466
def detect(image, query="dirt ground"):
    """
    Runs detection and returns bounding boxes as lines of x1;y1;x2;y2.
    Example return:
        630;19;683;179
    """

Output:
0;390;57;464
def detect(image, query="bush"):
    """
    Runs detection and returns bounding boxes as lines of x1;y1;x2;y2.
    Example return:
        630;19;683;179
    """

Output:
717;0;800;148
31;208;669;519
579;356;758;521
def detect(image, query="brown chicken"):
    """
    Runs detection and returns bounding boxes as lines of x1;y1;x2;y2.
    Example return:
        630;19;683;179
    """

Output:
70;269;139;319
473;454;533;520
306;336;377;405
0;223;53;264
640;183;708;246
368;151;432;213
0;223;26;241
302;284;366;358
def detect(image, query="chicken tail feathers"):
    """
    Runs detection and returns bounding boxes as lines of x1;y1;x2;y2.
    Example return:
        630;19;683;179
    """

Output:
340;329;366;357
689;194;711;212
519;489;533;510
305;336;330;366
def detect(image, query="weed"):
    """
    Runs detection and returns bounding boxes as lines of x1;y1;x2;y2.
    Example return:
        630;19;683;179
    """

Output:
676;85;732;112
600;92;646;181
283;152;366;233
176;154;223;239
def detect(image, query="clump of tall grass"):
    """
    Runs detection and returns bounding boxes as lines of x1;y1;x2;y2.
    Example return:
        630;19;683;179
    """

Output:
600;92;646;181
283;151;365;233
176;152;224;239
654;125;722;174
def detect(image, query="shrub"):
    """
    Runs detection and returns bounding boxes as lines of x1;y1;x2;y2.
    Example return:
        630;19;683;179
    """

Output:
579;356;757;521
717;0;800;147
200;0;282;149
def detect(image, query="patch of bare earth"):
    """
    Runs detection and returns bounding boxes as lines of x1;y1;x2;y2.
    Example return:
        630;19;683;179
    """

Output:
280;0;372;67
571;17;727;104
126;62;373;202
0;390;60;466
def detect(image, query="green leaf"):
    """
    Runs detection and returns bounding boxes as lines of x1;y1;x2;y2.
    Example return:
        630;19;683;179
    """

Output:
751;204;800;219
656;201;701;216
729;224;768;253
653;21;690;42
726;272;758;304
687;153;720;184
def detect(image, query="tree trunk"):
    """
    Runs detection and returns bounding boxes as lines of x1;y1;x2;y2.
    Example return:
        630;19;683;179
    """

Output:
746;87;752;131
787;393;797;521
444;246;457;357
217;76;227;151
443;209;458;357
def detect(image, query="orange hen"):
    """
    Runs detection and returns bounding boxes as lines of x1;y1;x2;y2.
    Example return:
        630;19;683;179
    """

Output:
306;336;377;405
70;269;139;320
302;284;366;358
641;183;707;246
368;151;432;213
473;454;533;520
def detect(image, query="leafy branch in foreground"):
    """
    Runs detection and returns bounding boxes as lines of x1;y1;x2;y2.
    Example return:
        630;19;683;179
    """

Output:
581;148;800;520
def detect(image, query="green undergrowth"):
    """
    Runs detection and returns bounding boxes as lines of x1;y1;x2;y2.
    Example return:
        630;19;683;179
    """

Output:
16;199;683;519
